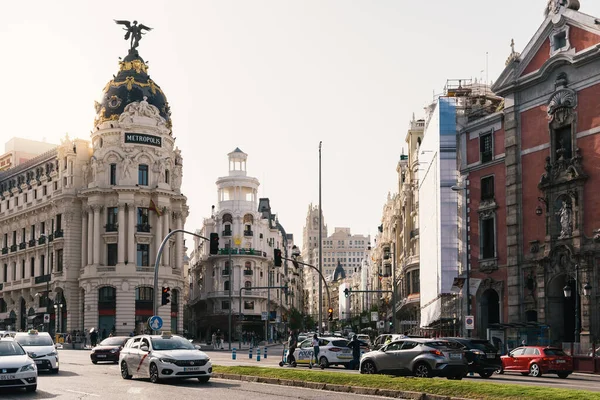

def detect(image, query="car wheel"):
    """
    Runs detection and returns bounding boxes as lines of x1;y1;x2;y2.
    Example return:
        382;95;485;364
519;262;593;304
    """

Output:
361;360;377;374
92;360;98;364
496;367;504;375
479;371;494;378
529;363;542;377
150;363;161;383
25;385;37;392
121;362;132;380
557;372;570;379
197;377;210;383
319;356;329;368
413;362;432;378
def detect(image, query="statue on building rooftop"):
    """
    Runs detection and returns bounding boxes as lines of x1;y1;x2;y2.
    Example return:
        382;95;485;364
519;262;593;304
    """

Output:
114;20;152;51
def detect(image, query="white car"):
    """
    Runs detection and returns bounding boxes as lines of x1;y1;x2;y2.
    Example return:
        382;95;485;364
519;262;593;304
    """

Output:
0;338;37;392
119;332;212;383
294;336;353;368
13;330;59;374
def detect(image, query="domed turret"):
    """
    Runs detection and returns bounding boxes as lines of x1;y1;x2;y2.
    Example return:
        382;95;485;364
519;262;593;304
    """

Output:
94;49;171;128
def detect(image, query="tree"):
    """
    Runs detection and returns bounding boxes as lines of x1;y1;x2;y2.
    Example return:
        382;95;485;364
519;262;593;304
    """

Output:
288;308;303;331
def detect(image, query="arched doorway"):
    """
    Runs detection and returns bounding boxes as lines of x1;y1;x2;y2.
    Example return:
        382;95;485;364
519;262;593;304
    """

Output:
98;287;116;340
547;274;577;343
480;289;500;335
135;287;153;335
19;298;26;331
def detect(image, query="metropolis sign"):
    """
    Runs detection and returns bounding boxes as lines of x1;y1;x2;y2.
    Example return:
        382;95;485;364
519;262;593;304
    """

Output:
124;133;162;147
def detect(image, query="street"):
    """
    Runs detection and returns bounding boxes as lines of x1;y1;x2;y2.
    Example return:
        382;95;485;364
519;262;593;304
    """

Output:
2;348;600;399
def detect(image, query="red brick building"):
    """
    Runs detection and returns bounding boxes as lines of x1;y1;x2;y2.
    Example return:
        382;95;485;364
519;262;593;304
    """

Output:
459;1;600;350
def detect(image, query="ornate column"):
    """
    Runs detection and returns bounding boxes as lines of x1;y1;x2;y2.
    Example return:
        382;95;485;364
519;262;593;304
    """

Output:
127;203;136;265
92;205;102;265
162;209;170;267
87;207;94;266
81;210;88;267
175;212;183;270
155;210;163;266
117;204;126;264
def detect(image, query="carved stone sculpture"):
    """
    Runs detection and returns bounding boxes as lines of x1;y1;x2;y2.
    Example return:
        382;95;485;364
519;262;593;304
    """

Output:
556;200;573;238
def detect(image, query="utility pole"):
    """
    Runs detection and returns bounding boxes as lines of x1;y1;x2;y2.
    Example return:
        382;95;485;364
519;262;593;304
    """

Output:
318;141;323;333
228;239;233;350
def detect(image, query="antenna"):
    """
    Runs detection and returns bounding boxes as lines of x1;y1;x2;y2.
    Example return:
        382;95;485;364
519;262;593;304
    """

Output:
486;51;489;85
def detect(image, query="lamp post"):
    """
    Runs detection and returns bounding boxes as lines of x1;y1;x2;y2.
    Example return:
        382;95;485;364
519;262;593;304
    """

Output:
39;231;51;333
451;184;470;337
563;263;592;343
318;141;323;334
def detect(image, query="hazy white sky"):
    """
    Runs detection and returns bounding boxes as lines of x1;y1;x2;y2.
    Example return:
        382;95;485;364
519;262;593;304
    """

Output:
2;1;599;249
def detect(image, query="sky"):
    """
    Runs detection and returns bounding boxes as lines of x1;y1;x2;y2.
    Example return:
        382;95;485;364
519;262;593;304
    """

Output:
2;1;600;250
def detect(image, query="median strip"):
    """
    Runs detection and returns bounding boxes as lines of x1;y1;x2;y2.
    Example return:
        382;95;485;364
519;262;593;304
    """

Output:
212;365;600;400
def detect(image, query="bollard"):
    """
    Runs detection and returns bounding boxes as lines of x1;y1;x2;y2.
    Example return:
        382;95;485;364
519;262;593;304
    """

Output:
264;346;268;359
249;347;253;359
232;348;237;360
257;347;261;362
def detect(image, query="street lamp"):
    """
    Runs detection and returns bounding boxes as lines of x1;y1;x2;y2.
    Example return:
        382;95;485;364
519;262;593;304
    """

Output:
39;231;52;333
451;184;471;337
318;141;323;334
562;263;592;343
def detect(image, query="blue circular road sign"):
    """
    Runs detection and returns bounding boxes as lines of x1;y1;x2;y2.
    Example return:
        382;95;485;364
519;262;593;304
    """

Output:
148;315;163;331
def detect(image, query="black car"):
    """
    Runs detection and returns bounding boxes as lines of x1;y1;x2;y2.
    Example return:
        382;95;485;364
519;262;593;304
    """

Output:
90;336;129;364
439;337;501;378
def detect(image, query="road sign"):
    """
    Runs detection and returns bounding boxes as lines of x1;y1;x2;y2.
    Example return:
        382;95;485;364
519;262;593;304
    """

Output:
465;315;475;330
43;314;50;323
148;315;163;331
261;312;268;321
371;312;379;322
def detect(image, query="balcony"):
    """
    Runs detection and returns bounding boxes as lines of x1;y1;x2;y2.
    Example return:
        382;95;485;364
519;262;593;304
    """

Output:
38;236;46;245
244;269;253;276
48;234;54;242
35;274;51;284
105;223;118;233
1;247;7;255
10;244;17;252
243;230;253;237
54;230;63;238
28;239;36;248
221;269;230;276
136;224;151;233
19;242;26;250
222;230;232;237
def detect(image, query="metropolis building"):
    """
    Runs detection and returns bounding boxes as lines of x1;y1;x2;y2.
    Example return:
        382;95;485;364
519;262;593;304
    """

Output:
0;37;187;336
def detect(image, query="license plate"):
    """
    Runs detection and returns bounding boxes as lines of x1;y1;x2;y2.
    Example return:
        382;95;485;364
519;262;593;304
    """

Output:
486;353;496;359
0;375;16;380
450;353;462;360
556;359;566;363
184;367;201;372
97;355;107;358
34;360;43;364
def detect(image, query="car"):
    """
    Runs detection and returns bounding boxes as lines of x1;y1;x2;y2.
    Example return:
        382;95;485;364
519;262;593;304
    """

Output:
372;334;406;350
91;336;129;364
293;336;353;368
356;334;372;346
0;338;37;392
439;337;501;378
359;339;468;379
119;332;212;383
499;346;573;378
13;330;59;374
0;331;16;339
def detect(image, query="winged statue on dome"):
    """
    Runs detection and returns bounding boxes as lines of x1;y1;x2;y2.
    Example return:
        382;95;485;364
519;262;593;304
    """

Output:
114;20;152;50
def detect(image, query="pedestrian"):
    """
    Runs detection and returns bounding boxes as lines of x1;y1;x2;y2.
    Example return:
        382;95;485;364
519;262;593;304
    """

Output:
212;332;217;349
348;334;362;370
311;333;320;366
90;328;98;347
102;328;107;341
220;332;224;349
287;330;298;366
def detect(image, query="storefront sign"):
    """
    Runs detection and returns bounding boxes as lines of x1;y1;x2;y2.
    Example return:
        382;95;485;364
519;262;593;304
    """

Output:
124;133;162;147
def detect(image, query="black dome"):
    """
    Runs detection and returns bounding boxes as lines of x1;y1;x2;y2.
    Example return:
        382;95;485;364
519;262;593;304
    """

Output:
96;49;171;127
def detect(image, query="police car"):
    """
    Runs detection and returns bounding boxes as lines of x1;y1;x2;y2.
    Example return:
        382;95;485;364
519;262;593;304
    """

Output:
0;338;37;392
119;332;212;383
293;336;353;368
13;330;59;374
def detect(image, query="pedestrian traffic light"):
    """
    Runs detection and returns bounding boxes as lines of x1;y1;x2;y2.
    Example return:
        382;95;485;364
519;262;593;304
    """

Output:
274;249;282;267
344;288;350;298
328;307;333;322
209;233;219;255
161;286;171;305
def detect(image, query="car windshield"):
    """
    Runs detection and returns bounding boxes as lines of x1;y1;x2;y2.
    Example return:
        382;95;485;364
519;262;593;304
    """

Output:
151;337;196;350
15;335;54;346
544;348;567;356
99;337;128;346
0;341;25;356
331;340;349;347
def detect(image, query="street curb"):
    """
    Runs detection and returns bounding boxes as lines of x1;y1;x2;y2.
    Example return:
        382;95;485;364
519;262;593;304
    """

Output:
211;373;476;400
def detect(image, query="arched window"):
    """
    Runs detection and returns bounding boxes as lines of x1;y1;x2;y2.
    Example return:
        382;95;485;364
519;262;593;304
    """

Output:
222;214;233;223
244;262;253;276
98;287;116;304
135;287;153;301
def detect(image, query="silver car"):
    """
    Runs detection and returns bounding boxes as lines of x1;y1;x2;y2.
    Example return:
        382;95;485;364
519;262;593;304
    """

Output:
360;339;467;379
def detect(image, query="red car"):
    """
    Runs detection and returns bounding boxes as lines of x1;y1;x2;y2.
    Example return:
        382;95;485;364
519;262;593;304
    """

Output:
90;336;129;364
499;346;572;378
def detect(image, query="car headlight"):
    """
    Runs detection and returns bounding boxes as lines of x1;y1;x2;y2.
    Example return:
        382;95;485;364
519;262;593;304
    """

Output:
110;348;119;353
47;351;58;357
20;364;36;372
471;350;485;356
159;358;177;364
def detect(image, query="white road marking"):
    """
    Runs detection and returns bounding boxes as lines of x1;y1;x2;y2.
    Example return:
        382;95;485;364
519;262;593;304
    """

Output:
64;389;100;397
127;387;143;394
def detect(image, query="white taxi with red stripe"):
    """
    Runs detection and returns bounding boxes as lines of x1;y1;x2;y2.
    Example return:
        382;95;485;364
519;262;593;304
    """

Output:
118;332;212;383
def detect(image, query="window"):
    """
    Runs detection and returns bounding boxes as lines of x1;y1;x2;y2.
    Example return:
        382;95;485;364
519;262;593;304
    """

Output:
40;255;45;276
245;281;252;291
56;249;63;272
3;233;6;248
99;287;116;304
224;281;230;291
138;164;148;186
481;217;496;259
137;244;150;266
106;207;118;232
110;164;117;185
21;259;25;279
480;133;493;163
21;228;25;243
107;244;118;266
553;31;567;51
15;197;18;206
41;222;45;235
244;301;254;310
222;261;230;276
30;257;35;277
30;225;35;240
481;176;495;201
165;169;169;184
24;193;27;203
135;287;153;301
137;208;150;232
2;264;6;282
43;186;47;196
33;189;37;199
56;214;62;232
221;301;230;310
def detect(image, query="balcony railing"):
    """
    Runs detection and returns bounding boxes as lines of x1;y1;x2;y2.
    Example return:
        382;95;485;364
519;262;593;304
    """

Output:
38;236;46;245
19;242;26;250
28;239;36;247
10;244;17;252
105;223;118;232
244;269;253;276
35;274;51;284
1;247;7;255
136;224;151;233
54;230;63;238
222;230;232;237
217;248;265;256
243;230;253;237
48;234;54;242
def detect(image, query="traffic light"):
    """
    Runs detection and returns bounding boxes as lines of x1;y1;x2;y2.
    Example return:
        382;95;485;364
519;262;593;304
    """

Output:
274;249;282;267
161;287;171;306
209;233;219;255
388;316;393;327
327;307;333;322
344;288;350;298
